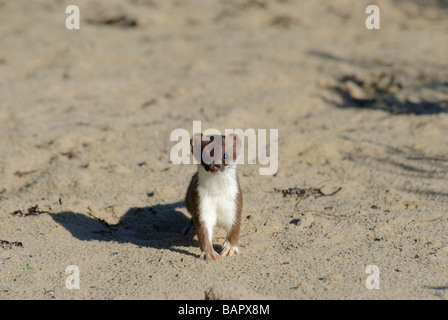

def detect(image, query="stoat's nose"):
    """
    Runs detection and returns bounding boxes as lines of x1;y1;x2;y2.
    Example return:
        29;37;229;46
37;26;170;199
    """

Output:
209;164;220;172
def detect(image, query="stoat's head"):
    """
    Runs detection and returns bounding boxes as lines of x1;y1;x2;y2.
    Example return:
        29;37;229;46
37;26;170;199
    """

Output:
191;133;241;173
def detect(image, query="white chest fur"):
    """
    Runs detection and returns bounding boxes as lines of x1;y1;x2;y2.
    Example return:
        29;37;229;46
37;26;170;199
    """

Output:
197;164;239;235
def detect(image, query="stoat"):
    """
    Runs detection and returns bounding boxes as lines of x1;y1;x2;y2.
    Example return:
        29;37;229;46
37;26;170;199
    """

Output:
185;133;243;261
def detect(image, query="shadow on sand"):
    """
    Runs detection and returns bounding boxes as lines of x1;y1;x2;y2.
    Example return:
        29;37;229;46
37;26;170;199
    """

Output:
49;201;199;258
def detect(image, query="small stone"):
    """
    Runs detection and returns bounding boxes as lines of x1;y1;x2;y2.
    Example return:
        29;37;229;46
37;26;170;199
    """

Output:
345;80;367;100
299;213;314;228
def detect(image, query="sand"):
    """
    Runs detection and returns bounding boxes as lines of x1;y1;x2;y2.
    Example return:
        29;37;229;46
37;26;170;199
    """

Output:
0;0;447;300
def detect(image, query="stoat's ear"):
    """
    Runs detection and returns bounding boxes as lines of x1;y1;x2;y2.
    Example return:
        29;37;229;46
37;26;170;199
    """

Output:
190;133;203;152
226;133;241;161
230;134;241;150
190;133;203;163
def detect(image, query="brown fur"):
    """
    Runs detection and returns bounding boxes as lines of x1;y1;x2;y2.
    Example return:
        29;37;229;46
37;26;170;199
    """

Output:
185;134;243;261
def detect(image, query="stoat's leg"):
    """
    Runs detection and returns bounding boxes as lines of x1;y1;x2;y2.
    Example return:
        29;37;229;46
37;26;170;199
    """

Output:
221;221;240;257
220;240;239;257
201;249;220;261
221;192;242;258
193;217;219;261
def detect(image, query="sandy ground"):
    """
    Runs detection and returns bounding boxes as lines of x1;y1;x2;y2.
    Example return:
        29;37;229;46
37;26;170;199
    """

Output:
0;0;447;300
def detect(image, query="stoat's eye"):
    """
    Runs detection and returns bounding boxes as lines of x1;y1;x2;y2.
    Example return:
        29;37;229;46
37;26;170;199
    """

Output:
222;153;228;160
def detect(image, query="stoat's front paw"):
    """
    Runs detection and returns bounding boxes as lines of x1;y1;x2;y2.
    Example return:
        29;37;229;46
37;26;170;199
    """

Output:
201;250;220;261
221;242;239;257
